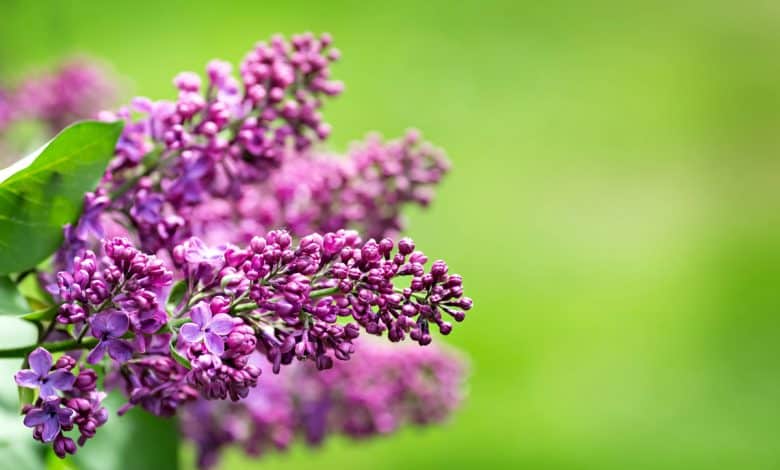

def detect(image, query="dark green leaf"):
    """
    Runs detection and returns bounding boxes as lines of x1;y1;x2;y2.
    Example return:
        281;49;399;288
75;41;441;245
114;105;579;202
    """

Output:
66;392;180;470
0;276;29;315
166;280;187;315
0;120;123;274
19;306;57;322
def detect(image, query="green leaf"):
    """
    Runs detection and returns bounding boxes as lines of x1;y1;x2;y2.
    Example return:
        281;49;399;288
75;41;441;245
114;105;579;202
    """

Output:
66;392;180;470
166;280;187;315
0;276;29;315
169;340;191;370
17;273;54;309
0;120;123;274
19;306;57;322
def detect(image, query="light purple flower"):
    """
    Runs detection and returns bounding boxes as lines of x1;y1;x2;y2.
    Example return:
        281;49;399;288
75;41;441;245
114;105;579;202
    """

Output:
180;302;234;356
173;237;226;285
23;398;76;443
87;311;134;364
15;348;75;398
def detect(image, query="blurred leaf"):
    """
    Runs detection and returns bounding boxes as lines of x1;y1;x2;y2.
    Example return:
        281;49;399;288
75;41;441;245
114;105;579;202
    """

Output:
0;120;123;274
17;272;54;309
67;392;180;470
0;317;39;352
0;276;29;315
0;359;45;470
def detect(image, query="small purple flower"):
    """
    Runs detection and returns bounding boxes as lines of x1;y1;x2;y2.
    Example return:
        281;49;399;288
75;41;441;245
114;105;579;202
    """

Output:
15;348;76;398
23;398;76;443
87;311;134;364
173;237;226;285
180;302;234;356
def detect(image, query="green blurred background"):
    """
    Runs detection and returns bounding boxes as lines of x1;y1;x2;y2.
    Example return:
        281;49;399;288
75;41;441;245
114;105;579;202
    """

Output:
3;0;780;468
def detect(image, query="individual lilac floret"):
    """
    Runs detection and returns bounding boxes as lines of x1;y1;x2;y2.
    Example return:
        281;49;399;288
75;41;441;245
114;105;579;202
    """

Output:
23;398;76;443
173;237;227;286
180;302;235;356
87;310;133;364
14;347;76;398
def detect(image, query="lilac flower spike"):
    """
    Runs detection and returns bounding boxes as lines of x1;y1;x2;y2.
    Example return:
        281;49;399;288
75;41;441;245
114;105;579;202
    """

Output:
14;348;76;398
23;398;76;443
87;311;134;364
180;302;234;356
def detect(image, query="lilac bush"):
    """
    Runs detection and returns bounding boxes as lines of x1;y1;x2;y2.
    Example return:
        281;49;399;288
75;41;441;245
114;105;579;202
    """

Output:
1;33;473;466
0;58;116;136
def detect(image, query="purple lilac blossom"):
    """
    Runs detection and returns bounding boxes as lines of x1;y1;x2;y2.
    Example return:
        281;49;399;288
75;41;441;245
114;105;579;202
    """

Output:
86;310;134;364
180;302;235;355
12;58;116;132
188;130;450;244
15;348;76;398
56;33;344;258
181;339;466;469
18;349;109;456
11;32;473;461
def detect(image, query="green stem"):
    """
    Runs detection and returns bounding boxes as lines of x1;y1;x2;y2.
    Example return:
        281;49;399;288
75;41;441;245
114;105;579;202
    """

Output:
0;337;100;358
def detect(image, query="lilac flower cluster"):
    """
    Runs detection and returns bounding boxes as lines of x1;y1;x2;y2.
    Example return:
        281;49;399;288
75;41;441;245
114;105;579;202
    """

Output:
56;237;172;332
189;129;451;244
172;229;471;379
15;348;106;457
84;32;343;254
0;58;115;135
181;339;466;469
9;33;474;461
19;231;470;455
15;238;176;455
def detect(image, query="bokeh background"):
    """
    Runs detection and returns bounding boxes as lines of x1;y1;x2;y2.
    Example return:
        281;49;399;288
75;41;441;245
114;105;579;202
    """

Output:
2;0;780;468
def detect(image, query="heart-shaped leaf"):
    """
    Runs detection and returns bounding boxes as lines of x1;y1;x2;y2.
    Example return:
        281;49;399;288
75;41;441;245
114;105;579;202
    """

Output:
0;120;123;274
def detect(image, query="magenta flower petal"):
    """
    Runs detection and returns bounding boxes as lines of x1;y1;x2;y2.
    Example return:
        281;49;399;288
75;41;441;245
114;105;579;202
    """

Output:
190;302;211;327
107;340;133;363
105;311;129;336
90;313;109;336
41;417;60;442
86;341;108;364
208;314;234;335
39;381;57;399
28;347;52;376
23;409;48;426
14;370;40;388
47;370;76;392
180;322;204;343
204;332;225;356
57;406;75;425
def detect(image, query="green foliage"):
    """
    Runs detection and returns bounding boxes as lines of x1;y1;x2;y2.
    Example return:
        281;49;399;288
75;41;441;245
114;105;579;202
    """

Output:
0;276;29;315
0;121;123;274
